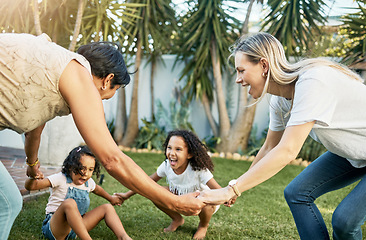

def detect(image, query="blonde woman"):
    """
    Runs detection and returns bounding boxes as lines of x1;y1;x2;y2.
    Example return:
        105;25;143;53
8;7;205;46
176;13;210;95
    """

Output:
199;32;366;240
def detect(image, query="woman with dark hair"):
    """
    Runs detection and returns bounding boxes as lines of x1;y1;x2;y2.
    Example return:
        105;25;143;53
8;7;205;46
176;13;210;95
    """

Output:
0;33;204;239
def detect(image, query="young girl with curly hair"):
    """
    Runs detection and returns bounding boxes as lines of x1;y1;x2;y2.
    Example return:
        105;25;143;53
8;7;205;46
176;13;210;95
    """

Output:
116;130;235;240
25;146;132;240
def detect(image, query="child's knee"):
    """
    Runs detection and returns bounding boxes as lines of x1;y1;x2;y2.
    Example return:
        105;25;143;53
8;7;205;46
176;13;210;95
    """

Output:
62;198;78;209
201;205;216;215
102;203;115;212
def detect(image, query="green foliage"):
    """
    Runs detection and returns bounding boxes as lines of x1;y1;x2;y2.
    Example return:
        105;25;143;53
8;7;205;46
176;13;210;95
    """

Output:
202;135;221;153
297;136;327;162
10;152;365;239
134;93;194;150
122;0;177;56
243;125;267;156
155;94;194;132
262;0;328;57
106;118;115;136
174;0;240;102
341;0;366;65
134;118;167;150
0;0;144;49
303;27;354;58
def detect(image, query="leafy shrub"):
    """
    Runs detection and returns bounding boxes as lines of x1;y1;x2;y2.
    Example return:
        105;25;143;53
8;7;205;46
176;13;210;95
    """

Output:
298;136;327;162
134;95;195;150
244;125;267;156
134;118;167;150
202;135;221;153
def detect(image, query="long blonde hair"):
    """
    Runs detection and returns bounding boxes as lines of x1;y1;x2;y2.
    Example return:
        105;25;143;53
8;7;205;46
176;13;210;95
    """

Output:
230;32;363;101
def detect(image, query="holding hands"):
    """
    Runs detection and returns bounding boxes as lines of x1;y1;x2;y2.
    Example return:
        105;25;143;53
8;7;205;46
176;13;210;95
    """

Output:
26;158;44;180
198;179;240;207
109;194;124;206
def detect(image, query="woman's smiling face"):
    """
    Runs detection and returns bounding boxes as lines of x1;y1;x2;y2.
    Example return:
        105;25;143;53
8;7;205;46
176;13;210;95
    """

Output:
235;52;266;99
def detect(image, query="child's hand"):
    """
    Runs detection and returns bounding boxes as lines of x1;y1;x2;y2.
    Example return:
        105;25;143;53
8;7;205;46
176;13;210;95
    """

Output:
110;194;124;206
114;192;129;201
224;196;237;207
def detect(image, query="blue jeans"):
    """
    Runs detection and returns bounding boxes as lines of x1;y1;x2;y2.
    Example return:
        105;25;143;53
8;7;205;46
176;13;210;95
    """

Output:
0;161;22;239
284;151;366;240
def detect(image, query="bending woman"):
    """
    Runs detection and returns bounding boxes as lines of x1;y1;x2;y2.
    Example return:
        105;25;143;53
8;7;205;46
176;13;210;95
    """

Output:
0;33;204;239
199;32;366;240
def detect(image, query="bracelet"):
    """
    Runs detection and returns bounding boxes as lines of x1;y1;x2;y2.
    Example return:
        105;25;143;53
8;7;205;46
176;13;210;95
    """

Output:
228;179;241;197
26;157;39;167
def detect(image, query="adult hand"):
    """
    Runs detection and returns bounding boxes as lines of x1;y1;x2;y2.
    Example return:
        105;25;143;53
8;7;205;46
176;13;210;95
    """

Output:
175;192;205;216
114;192;129;201
110;194;124;206
26;161;44;179
198;186;235;205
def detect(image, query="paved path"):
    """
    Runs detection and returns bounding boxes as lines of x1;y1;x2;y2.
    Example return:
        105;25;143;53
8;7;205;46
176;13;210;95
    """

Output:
0;146;61;202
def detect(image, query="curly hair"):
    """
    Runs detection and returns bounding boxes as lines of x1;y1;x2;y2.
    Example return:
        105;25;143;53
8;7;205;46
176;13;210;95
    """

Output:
61;146;101;178
163;130;214;172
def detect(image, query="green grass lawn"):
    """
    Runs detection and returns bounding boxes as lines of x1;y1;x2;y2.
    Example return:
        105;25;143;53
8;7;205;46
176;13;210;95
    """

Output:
9;152;364;239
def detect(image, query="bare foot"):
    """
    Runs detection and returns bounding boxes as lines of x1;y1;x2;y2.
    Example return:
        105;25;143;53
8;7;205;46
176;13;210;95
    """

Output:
163;217;184;232
193;223;209;240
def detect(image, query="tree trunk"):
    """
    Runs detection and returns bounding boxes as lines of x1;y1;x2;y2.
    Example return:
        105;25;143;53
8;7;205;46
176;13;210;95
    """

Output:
150;57;156;120
215;0;259;153
121;37;142;147
69;0;85;51
210;38;230;136
32;0;42;35
241;0;255;35
223;87;257;152
114;88;127;144
201;93;218;137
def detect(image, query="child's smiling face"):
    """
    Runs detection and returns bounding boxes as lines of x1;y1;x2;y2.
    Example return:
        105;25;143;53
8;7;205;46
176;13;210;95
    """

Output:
70;155;95;185
166;136;192;175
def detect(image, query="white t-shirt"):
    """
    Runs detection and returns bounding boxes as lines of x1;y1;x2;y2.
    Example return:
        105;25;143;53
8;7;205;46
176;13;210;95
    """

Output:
45;172;96;214
269;66;366;168
156;160;213;195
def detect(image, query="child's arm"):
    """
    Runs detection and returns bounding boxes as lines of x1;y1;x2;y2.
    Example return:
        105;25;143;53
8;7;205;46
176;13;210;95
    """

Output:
206;178;237;207
24;177;51;191
93;185;123;206
115;172;162;201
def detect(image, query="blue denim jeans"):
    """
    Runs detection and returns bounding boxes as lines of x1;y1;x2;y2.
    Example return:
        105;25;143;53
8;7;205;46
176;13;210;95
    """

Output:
284;151;366;240
0;161;22;239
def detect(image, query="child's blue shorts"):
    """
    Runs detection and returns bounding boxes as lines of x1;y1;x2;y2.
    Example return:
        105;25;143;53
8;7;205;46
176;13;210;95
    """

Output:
42;213;76;240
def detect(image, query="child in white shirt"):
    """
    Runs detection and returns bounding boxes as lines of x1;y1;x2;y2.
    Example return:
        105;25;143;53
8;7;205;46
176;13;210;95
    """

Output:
116;130;236;240
25;146;132;240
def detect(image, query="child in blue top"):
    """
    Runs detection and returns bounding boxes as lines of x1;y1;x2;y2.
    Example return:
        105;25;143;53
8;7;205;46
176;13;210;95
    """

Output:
25;146;132;240
116;130;236;239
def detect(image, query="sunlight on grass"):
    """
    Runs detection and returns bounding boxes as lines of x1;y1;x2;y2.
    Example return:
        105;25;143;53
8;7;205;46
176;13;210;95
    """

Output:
9;152;366;239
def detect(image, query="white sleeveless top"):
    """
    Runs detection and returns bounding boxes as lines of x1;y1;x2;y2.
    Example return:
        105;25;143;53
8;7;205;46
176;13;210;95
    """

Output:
156;160;213;195
0;33;92;133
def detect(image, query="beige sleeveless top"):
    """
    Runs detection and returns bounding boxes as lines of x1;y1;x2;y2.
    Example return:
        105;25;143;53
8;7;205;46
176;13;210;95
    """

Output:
0;33;92;133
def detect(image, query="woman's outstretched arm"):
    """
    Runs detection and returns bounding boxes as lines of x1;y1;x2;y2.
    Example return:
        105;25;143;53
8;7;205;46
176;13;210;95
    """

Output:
199;121;314;205
59;60;204;216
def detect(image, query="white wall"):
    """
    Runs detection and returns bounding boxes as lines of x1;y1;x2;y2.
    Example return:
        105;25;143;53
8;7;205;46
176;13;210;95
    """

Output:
0;55;270;155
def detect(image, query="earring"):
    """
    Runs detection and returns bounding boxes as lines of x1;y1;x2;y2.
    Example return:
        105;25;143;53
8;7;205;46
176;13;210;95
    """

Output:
262;72;267;78
101;86;106;90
